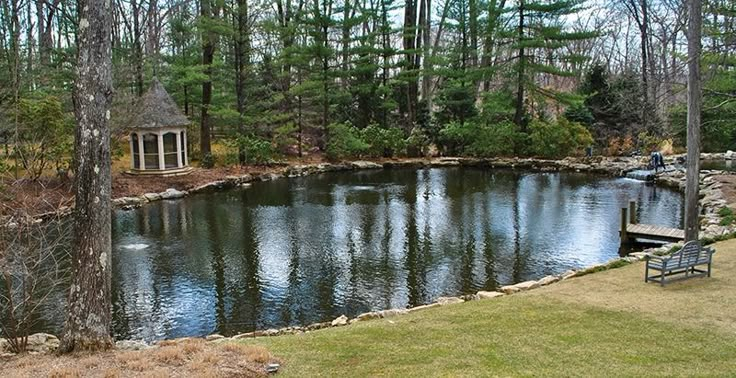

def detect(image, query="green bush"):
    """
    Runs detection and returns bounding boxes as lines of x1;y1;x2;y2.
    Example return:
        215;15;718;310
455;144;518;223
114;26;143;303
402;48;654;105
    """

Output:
529;118;593;158
438;120;523;157
273;123;298;154
361;124;406;158
200;152;215;168
437;121;472;156
406;127;430;157
718;207;735;226
465;121;522;157
14;95;73;179
326;122;369;160
226;135;274;165
564;103;595;127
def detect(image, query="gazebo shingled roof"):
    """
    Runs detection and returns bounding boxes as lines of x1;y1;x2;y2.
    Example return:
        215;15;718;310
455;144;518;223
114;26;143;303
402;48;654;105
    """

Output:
131;78;189;130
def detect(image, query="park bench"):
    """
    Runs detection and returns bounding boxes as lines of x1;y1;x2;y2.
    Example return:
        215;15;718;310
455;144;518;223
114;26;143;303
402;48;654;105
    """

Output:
644;240;715;286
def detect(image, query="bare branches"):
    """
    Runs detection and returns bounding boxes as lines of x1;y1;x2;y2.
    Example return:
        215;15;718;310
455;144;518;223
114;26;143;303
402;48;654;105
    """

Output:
0;205;70;354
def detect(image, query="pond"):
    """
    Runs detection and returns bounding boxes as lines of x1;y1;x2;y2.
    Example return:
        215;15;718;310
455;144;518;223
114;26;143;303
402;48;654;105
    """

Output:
33;168;684;341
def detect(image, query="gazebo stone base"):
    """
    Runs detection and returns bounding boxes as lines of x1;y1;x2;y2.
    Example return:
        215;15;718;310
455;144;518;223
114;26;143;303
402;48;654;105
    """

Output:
125;166;194;177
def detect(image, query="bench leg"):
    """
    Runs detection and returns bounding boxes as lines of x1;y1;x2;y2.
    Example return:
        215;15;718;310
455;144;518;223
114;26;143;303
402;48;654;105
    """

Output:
645;264;649;283
708;261;712;278
660;269;665;286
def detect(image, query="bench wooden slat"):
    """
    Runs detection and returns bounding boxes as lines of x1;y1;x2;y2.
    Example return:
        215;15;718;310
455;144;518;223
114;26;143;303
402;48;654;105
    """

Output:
644;241;715;286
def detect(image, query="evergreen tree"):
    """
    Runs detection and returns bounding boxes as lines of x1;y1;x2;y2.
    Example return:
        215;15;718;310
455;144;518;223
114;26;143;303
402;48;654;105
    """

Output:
503;0;597;129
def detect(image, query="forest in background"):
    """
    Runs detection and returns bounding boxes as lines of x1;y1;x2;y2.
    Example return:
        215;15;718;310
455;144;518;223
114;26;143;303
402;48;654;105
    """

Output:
0;0;734;174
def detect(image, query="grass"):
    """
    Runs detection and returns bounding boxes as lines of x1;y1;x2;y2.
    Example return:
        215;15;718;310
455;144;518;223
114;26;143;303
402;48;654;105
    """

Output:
242;238;736;377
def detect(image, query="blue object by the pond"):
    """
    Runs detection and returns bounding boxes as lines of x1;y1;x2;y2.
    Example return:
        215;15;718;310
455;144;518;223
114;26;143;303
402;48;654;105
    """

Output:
626;169;657;181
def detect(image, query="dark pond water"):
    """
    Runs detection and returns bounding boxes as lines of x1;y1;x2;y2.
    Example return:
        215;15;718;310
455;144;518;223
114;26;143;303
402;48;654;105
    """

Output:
33;168;684;341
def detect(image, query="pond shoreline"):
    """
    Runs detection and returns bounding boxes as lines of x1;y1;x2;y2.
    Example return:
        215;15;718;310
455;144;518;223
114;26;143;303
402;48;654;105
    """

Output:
107;154;736;239
3;154;736;354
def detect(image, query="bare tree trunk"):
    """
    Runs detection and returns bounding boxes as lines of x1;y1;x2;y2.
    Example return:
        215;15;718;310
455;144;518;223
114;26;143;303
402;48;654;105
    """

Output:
403;0;418;128
513;0;526;129
25;0;33;88
234;0;250;164
132;0;144;96
59;0;114;353
146;0;161;75
684;0;701;242
421;0;431;109
640;0;650;132
200;0;218;158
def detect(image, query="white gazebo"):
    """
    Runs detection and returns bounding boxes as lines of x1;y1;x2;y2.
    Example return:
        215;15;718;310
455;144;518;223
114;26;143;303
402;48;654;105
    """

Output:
127;78;192;175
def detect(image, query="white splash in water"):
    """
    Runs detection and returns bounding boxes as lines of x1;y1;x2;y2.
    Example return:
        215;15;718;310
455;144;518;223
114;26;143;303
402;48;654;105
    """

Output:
122;243;149;250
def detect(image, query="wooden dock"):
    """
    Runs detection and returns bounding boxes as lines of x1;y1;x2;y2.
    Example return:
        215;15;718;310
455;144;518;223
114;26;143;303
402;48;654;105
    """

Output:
620;201;685;244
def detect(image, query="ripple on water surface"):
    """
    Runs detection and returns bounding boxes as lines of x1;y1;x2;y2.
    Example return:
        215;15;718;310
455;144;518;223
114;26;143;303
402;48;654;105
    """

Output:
32;168;684;341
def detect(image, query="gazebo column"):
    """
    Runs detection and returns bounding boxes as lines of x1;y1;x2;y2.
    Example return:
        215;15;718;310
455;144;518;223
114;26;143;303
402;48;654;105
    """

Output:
183;131;188;166
129;135;135;170
137;133;145;170
175;130;183;168
157;131;165;170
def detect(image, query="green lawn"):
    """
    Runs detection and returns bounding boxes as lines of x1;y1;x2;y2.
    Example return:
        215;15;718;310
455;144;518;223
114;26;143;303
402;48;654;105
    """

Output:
241;239;736;377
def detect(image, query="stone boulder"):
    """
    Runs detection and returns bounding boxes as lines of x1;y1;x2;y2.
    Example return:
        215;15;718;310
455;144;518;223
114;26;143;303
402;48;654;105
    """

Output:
24;333;59;354
537;275;560;286
726;150;735;160
560;270;577;280
205;334;225;342
142;192;162;202
160;188;187;200
500;280;540;294
355;312;381;322
436;296;464;306
331;315;349;327
378;309;408;317
306;321;332;331
406;303;440;313
113;197;144;207
351;161;383;170
476;291;504;300
116;340;151;351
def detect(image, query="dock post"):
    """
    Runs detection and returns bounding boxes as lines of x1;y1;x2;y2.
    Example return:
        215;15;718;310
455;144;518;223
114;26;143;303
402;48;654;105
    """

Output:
629;201;637;224
621;207;629;244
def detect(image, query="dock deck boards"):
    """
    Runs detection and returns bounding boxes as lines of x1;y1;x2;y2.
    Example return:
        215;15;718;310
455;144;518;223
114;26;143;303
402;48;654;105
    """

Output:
625;223;685;242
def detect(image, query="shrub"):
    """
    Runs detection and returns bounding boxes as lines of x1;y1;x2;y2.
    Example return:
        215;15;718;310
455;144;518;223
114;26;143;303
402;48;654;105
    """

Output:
273;123;298;154
200;152;215;168
563;103;595;127
361;124;406;158
606;134;635;156
718;207;735;226
637;131;665;154
439;120;525;157
437;121;472;156
406;127;430;157
464;121;522;157
226;135;274;165
14;96;73;180
325;122;369;160
529;118;594;158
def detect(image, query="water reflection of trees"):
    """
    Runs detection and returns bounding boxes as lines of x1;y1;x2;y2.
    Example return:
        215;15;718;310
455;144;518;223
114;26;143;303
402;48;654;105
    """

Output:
100;169;687;340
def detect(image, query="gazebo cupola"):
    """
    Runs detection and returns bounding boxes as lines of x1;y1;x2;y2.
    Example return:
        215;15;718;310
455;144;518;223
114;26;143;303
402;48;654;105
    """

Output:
128;78;192;175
